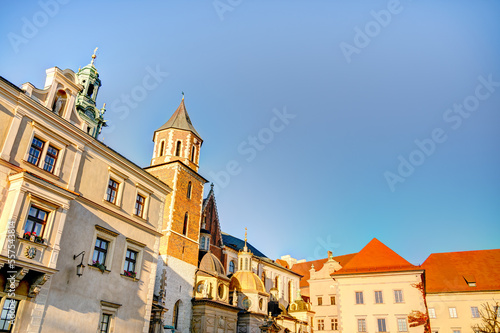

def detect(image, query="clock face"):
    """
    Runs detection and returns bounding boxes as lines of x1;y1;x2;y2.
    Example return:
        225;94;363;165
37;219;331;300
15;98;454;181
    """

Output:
25;246;37;259
242;297;252;310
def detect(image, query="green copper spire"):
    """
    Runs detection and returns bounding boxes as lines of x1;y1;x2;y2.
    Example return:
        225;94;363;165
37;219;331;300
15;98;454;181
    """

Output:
75;48;107;139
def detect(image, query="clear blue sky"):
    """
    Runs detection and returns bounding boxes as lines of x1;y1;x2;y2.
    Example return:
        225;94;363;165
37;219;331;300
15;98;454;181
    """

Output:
1;0;499;265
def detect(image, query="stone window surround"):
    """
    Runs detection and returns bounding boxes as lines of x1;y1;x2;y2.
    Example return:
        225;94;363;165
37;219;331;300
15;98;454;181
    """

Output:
103;167;128;208
133;184;151;221
120;238;145;280
89;225;118;270
99;300;121;333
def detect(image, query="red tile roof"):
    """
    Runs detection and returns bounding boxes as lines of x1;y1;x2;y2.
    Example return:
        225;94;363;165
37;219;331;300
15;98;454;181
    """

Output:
331;238;420;275
291;254;357;288
275;259;289;269
422;249;500;293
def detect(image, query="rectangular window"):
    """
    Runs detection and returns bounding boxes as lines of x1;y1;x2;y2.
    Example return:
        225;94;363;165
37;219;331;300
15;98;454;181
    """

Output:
428;307;436;318
377;318;387;332
449;307;458;318
100;313;111;333
123;249;137;276
43;145;59;173
375;290;383;304
106;179;119;204
397;318;408;332
453;331;460;333
330;296;336;305
394;289;403;303
471;306;480;318
24;206;48;239
317;319;324;330
318;297;322;306
357;319;366;332
134;194;145;217
331;318;338;330
93;238;109;266
27;137;44;166
356;291;364;304
0;299;19;331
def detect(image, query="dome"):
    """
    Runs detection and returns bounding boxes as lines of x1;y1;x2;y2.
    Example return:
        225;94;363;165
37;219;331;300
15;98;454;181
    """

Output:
229;271;267;294
199;252;226;277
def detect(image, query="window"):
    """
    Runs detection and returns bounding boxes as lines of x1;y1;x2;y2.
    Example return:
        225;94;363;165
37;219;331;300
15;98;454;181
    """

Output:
43;145;59;173
93;238;109;267
182;213;188;235
397;318;408;332
87;84;94;98
191;145;196;162
394;289;403;303
175;141;181;157
24;206;48;239
331;318;338;330
106;179;119;204
428;307;436;318
357;319;366;332
99;313;110;333
331;296;336;305
375;290;383;304
187;182;192;199
318;297;323;306
317;319;324;330
449;307;458;318
123;249;138;276
159;140;165;157
229;260;235;274
356;291;364;304
172;300;180;329
134;194;145;217
453;331;460;333
377;318;387;332
27;137;44;166
471;306;480;318
0;299;19;332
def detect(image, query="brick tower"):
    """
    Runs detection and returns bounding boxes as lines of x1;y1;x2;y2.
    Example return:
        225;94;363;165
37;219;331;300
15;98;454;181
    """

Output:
146;96;207;332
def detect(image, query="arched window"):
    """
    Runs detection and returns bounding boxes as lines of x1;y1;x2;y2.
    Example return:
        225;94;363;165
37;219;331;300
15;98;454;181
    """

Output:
191;145;196;162
52;90;67;116
172;300;180;329
200;236;206;250
159;141;165;157
87;84;94;98
229;260;235;274
244;258;249;271
187;182;192;199
175;141;182;156
182;213;188;235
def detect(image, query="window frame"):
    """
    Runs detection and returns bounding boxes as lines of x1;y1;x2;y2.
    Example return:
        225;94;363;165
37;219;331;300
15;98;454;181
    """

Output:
187;181;192;199
397;318;408;332
355;291;364;304
330;295;336;305
89;226;118;270
428;307;436;318
133;185;151;220
317;319;324;330
103;167;128;207
228;260;235;274
99;301;120;333
357;318;367;332
331;318;338;330
449;307;458;318
21;197;58;245
317;296;322;306
394;289;404;303
121;238;145;280
377;318;387;332
182;212;188;236
471;306;480;318
175;141;182;157
0;298;20;332
375;290;383;304
24;129;66;177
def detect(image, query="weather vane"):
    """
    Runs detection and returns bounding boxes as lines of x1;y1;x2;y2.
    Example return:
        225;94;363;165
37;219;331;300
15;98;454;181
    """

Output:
182;91;184;100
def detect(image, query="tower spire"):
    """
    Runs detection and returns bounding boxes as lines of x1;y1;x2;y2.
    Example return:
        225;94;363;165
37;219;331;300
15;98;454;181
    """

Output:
244;227;248;252
90;47;98;66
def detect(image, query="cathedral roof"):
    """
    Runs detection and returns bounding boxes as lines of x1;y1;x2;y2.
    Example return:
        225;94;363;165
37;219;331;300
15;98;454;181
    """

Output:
331;238;419;276
229;271;268;295
155;99;202;139
199;252;226;278
291;253;356;288
421;249;500;293
221;232;267;258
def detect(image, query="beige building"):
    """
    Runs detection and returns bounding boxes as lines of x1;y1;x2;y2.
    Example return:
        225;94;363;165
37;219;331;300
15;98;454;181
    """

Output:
422;249;500;333
0;55;169;332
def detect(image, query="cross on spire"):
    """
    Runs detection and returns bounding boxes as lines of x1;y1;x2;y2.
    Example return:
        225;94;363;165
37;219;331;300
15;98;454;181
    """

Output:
91;47;98;65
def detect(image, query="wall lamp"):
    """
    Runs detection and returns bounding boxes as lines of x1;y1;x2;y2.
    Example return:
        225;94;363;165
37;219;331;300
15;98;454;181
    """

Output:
73;251;86;277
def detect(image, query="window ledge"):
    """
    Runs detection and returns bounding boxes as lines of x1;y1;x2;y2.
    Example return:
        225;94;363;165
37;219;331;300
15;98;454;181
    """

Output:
18;236;48;249
133;214;148;223
120;274;139;282
89;265;111;274
102;199;121;210
21;160;61;181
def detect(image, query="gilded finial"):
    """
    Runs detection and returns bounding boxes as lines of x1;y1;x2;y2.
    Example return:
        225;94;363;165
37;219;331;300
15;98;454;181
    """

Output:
91;47;98;65
244;227;247;247
182;91;184;100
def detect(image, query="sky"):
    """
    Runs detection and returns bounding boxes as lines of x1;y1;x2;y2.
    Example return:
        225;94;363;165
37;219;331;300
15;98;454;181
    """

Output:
1;0;499;265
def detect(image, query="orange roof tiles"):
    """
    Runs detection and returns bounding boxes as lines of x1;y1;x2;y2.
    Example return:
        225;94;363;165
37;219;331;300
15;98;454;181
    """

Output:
422;249;500;293
331;238;420;275
275;259;289;269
